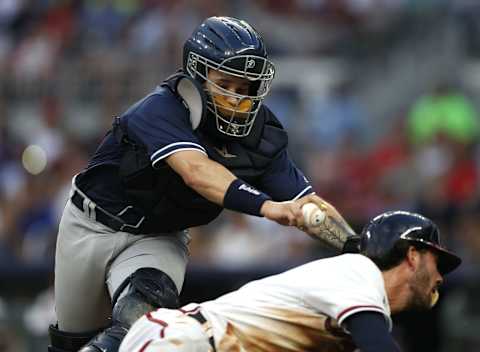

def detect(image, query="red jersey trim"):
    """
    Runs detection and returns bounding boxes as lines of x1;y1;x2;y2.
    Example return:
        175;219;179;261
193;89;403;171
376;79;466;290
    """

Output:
138;339;152;352
146;312;168;338
337;305;384;321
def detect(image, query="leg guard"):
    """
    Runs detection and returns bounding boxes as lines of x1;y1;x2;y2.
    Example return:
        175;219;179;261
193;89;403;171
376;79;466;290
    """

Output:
76;325;128;352
113;267;180;326
48;324;102;352
79;268;180;352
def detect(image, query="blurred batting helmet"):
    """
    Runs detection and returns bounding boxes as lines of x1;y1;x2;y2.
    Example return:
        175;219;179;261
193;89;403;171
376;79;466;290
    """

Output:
183;16;275;139
344;211;461;275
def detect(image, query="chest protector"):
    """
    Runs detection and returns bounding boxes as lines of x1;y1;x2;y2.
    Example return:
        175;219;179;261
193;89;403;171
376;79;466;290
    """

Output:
114;73;288;233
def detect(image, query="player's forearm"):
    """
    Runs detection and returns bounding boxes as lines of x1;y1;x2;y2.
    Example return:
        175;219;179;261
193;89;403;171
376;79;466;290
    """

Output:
295;194;357;250
308;202;357;250
167;150;272;216
165;150;234;204
174;156;236;204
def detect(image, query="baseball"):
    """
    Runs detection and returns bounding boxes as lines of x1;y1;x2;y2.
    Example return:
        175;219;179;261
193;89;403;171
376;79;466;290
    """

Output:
302;203;326;227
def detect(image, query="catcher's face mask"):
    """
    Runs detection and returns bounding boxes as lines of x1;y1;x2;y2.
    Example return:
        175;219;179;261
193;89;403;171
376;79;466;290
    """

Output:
186;52;275;138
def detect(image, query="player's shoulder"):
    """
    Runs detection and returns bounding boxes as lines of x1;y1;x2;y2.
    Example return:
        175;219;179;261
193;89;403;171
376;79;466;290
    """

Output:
331;253;379;272
338;254;384;287
308;253;375;266
305;254;381;282
337;253;377;267
118;85;190;137
126;85;184;117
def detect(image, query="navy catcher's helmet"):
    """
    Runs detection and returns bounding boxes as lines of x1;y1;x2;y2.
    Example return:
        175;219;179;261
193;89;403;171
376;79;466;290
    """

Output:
344;211;461;275
183;16;275;139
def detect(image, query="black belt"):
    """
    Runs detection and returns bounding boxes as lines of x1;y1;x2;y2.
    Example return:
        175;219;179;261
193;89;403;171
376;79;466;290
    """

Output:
188;311;216;351
71;190;143;234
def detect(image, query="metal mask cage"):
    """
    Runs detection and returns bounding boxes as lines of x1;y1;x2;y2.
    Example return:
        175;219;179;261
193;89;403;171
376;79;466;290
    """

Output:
186;52;275;137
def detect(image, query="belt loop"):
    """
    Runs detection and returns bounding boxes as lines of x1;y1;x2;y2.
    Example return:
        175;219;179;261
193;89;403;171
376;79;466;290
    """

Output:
82;198;90;217
82;198;97;221
88;201;96;221
70;174;143;232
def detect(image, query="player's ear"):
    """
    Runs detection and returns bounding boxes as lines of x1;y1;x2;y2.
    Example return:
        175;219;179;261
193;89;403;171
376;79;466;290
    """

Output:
405;246;420;271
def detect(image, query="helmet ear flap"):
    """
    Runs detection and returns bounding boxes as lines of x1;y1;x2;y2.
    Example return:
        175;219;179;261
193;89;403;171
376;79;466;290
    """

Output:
175;74;208;131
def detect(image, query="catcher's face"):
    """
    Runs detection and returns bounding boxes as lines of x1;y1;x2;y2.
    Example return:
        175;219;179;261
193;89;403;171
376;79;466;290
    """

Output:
205;69;253;120
407;251;443;310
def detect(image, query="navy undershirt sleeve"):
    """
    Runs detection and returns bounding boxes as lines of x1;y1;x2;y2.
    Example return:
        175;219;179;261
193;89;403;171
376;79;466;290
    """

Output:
257;150;312;201
344;311;400;352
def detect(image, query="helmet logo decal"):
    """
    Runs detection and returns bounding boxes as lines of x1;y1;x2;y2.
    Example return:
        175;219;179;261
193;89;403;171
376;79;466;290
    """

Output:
246;59;256;69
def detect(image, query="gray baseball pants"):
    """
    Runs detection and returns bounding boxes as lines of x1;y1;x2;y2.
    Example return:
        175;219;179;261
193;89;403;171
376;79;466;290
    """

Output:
54;199;190;332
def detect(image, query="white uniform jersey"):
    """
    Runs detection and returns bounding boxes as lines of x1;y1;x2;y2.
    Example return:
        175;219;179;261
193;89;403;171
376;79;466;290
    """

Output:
120;254;391;352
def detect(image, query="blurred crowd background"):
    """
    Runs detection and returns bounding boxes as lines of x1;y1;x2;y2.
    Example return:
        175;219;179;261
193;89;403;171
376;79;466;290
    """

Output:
1;0;480;351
